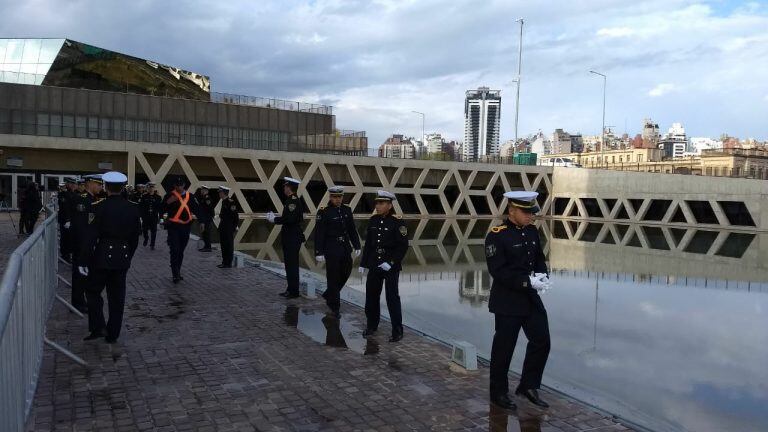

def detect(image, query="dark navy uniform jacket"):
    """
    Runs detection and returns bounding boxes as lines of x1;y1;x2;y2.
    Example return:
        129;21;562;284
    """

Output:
484;219;548;316
314;204;361;257
197;192;216;223
218;197;240;232
360;213;408;272
139;192;162;222
274;194;304;243
79;195;141;270
70;192;98;254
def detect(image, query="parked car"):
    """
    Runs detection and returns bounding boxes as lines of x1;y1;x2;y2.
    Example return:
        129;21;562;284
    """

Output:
539;157;582;168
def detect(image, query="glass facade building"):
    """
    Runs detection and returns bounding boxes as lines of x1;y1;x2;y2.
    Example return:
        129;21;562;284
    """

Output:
0;38;210;100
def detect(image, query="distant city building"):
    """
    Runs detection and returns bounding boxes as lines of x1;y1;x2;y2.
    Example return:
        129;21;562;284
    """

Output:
425;133;446;153
463;87;501;160
499;140;516;157
641;118;660;149
582;135;600;152
659;122;687;158
570;134;584;153
551;129;572;154
529;131;552;155
690;137;721;154
379;134;416;159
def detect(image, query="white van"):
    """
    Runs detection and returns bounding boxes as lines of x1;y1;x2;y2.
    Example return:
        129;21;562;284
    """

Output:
539;157;582;168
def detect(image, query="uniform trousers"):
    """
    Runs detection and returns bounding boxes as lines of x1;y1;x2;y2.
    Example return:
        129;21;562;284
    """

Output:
142;217;157;247
489;310;551;397
166;223;191;277
219;226;235;266
282;238;301;295
86;268;128;340
70;254;87;309
364;269;402;333
323;251;353;312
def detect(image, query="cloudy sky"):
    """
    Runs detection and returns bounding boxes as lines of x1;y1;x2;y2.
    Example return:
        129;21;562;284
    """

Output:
2;0;766;146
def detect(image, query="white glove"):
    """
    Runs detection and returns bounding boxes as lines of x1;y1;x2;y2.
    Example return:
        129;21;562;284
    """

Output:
529;273;547;291
235;226;239;231
64;221;70;229
316;255;325;263
353;249;361;258
266;211;276;223
358;267;366;274
378;262;392;271
538;275;553;293
78;266;89;276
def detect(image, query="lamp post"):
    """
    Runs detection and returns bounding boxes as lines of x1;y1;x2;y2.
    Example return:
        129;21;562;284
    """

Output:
589;70;606;168
411;110;425;155
514;18;524;151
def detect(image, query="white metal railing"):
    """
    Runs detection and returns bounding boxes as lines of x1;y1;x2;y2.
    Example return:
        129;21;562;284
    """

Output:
0;207;85;432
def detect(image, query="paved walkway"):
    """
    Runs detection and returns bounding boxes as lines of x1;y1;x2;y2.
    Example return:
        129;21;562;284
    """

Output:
23;228;634;431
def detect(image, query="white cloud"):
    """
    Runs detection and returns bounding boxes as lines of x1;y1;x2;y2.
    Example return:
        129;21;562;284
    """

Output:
648;83;678;97
596;26;635;38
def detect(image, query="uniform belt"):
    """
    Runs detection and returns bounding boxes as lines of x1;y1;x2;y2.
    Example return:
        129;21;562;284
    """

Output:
376;248;385;253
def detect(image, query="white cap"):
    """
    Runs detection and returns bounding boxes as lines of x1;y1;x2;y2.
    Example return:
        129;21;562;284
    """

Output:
503;190;540;213
102;172;127;184
218;185;231;193
328;185;344;195
375;190;396;201
284;177;301;185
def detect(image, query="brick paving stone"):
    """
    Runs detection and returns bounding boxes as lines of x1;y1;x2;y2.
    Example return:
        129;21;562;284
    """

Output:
17;228;637;431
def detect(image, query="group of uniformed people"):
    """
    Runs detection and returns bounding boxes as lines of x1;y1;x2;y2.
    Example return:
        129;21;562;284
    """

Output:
267;177;408;343
58;171;554;410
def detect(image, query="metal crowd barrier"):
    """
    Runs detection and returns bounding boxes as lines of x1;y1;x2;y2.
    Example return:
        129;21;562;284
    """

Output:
0;207;85;432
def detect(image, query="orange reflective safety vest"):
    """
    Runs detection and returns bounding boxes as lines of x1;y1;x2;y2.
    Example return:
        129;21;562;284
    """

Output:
167;191;193;224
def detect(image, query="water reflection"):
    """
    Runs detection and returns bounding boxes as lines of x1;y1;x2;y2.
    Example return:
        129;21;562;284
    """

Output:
247;218;768;432
282;305;374;355
488;404;544;432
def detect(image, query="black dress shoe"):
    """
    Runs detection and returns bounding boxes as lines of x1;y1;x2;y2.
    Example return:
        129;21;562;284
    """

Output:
104;336;118;344
172;276;181;284
515;389;549;408
278;291;289;297
83;331;104;341
362;328;377;337
217;264;231;268
150;245;155;250
388;333;403;343
198;247;212;252
285;292;301;299
490;394;517;410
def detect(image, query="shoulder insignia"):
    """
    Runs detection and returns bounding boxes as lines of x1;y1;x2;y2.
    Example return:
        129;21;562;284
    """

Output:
490;225;507;234
230;205;237;211
399;225;407;236
288;203;297;211
128;200;139;205
80;193;88;198
319;206;326;211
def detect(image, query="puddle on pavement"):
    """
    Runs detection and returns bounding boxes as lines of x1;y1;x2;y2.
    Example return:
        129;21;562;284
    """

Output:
488;403;548;432
283;305;375;355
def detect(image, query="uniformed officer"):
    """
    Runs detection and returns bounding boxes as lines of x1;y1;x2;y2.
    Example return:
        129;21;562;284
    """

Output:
197;185;215;252
266;177;304;299
359;190;409;342
216;186;239;268
77;177;86;194
485;191;552;410
58;176;78;262
314;185;361;318
139;182;162;249
162;177;199;283
69;174;104;313
80;172;141;343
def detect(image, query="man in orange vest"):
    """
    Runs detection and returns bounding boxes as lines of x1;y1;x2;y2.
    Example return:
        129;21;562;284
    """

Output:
162;177;200;283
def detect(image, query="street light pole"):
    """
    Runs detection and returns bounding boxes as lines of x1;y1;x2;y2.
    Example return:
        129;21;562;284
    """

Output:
590;70;606;167
514;18;524;154
411;110;425;153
